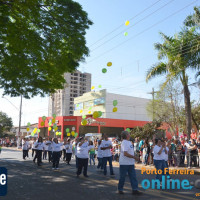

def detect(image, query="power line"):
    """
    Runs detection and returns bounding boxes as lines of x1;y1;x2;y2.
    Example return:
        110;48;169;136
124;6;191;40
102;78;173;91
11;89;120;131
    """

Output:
88;0;163;48
91;0;175;52
86;0;198;64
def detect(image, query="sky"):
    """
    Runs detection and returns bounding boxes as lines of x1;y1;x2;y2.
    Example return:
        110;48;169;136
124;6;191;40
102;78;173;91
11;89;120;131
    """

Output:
1;0;200;126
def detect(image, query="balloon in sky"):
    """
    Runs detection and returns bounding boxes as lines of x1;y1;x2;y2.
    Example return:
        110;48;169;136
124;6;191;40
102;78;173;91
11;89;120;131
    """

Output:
48;127;52;131
48;122;52;126
31;132;34;136
37;129;40;133
26;128;30;132
27;122;31;126
52;119;55;124
89;107;92;110
54;127;58;131
113;100;118;106
81;119;87;126
102;68;107;73
52;114;56;118
67;133;70;137
124;32;128;36
93;111;99;119
113;107;118;112
41;121;45;126
98;85;102;88
59;132;62;136
80;110;83;113
42;116;46;121
66;128;70;133
88;111;91;114
91;86;95;90
107;62;112;67
56;132;59;136
125;20;130;26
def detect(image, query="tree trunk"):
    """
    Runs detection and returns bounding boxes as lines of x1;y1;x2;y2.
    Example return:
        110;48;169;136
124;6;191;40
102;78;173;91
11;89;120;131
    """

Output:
183;84;192;139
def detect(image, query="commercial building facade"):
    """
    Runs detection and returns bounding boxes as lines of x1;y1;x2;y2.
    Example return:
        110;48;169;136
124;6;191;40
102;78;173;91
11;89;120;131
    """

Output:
74;89;151;121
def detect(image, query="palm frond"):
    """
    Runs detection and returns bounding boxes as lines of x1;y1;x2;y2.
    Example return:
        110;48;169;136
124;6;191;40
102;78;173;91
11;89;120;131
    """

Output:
146;62;167;82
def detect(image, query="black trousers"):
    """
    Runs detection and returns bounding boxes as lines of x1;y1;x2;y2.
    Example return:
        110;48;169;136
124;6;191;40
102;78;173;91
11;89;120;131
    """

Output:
23;150;28;159
37;150;42;165
66;153;72;164
63;150;66;160
32;149;36;157
43;150;47;160
33;150;38;162
52;152;60;168
77;158;88;176
60;151;62;159
48;151;52;162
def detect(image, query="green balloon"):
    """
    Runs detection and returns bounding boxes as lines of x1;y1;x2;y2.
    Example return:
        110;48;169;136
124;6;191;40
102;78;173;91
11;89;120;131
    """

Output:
53;124;57;129
59;132;62;135
98;111;102;117
124;32;128;36
102;68;107;73
126;128;131;132
89;107;92;110
27;122;31;126
113;100;118;106
66;128;70;133
52;114;56;118
82;115;86;119
37;129;40;133
75;132;78;137
48;122;52;126
42;116;46;121
98;85;102;88
31;132;34;136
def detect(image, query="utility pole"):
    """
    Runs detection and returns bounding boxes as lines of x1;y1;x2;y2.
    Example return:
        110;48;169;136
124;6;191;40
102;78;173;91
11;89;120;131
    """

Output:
17;95;22;148
147;88;159;120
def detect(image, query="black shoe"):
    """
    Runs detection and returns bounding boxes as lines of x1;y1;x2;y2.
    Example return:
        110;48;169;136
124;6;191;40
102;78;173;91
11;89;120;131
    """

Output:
84;175;89;178
132;190;142;195
118;191;124;194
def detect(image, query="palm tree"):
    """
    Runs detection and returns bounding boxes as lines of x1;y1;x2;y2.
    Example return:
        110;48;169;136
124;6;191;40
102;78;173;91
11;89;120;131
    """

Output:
185;7;200;81
146;28;200;138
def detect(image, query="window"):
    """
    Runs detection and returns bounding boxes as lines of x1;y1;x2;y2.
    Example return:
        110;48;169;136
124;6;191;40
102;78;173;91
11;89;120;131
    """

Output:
69;111;73;115
74;73;78;76
70;98;73;101
70;106;73;110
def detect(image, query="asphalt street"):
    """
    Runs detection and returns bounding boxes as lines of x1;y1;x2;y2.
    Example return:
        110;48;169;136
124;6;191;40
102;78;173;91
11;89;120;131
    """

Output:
0;148;199;200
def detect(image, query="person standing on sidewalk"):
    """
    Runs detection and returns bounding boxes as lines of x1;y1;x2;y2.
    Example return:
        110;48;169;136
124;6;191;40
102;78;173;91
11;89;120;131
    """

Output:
100;134;115;176
76;137;89;178
118;131;142;195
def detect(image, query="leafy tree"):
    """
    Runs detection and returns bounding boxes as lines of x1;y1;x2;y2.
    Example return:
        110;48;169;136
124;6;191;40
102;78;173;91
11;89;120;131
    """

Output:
130;120;163;140
0;0;93;98
0;111;13;137
146;26;200;139
146;82;183;136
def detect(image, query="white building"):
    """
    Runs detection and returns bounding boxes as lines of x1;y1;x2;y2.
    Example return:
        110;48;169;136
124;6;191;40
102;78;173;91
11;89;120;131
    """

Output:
74;89;151;121
48;71;91;116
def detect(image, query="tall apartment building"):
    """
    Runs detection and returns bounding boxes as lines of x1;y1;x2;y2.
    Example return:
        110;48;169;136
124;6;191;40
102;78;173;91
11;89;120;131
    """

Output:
48;71;91;116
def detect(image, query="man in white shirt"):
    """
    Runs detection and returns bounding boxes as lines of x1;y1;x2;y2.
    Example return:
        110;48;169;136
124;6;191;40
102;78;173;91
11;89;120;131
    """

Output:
76;137;89;177
22;138;29;160
118;131;142;195
100;134;114;176
45;138;53;163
